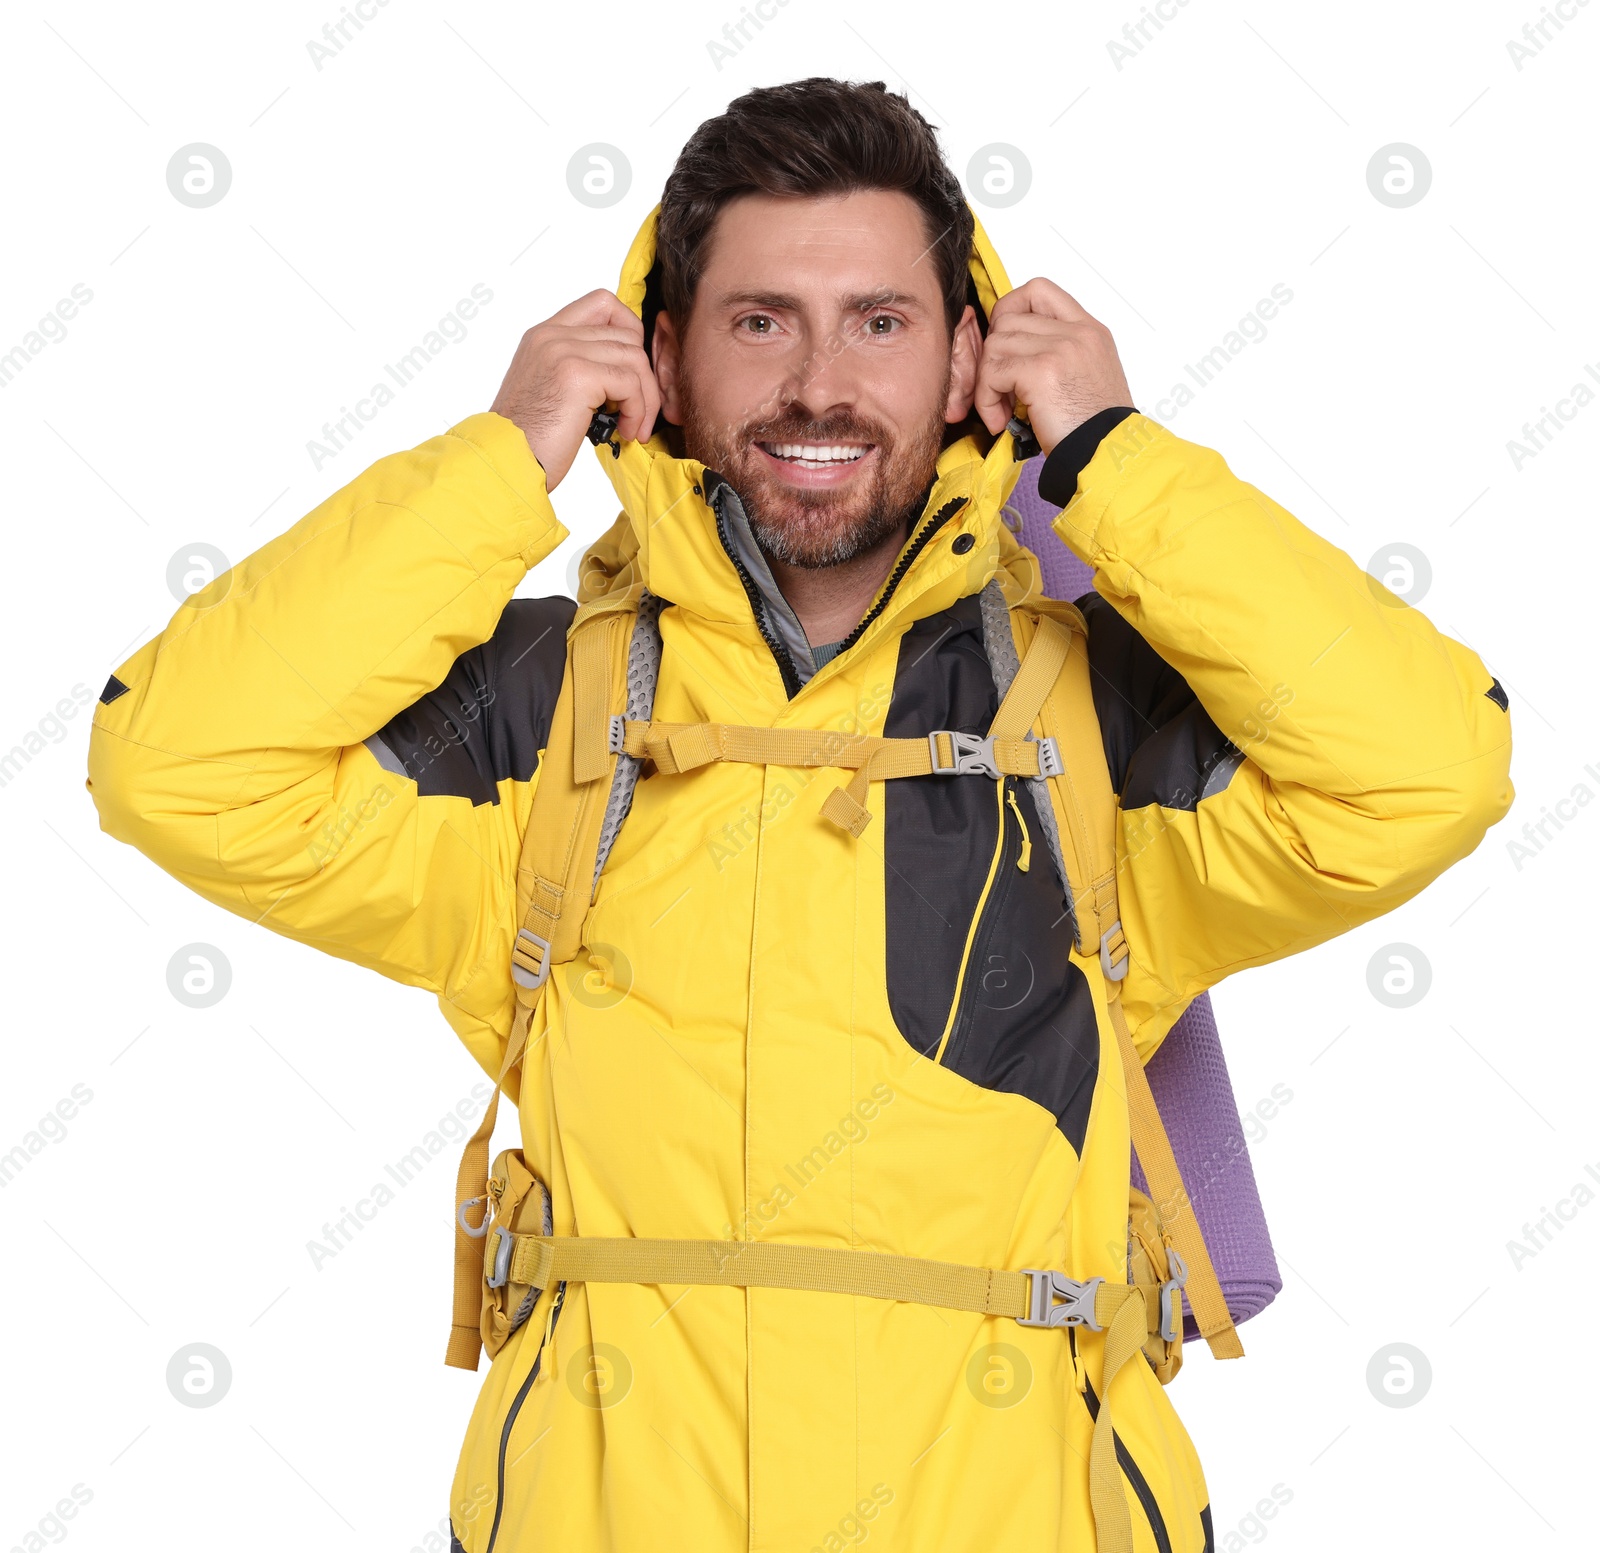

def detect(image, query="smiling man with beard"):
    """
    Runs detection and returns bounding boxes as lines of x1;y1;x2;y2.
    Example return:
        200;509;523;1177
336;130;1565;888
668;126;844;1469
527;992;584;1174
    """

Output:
87;77;1511;1553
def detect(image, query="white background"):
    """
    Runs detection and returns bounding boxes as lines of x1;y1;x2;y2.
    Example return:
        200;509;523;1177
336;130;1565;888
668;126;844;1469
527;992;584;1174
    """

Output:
2;1;1596;1549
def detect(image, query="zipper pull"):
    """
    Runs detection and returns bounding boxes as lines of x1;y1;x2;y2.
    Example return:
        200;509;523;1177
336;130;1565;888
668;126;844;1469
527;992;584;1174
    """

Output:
1005;786;1032;873
1069;1326;1087;1393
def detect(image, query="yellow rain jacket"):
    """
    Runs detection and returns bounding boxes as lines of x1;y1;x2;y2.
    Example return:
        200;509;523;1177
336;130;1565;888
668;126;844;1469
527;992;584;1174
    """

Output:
87;207;1513;1553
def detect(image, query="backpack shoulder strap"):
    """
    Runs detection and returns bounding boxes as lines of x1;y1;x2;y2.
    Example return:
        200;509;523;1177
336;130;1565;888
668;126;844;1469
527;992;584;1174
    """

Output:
446;589;660;1369
981;582;1244;1362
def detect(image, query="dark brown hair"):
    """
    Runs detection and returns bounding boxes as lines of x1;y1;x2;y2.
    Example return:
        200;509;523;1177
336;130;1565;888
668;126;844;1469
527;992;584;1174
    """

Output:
654;78;975;338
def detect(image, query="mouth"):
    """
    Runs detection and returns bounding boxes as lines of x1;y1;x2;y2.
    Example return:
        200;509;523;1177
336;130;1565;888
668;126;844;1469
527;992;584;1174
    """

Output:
754;439;877;488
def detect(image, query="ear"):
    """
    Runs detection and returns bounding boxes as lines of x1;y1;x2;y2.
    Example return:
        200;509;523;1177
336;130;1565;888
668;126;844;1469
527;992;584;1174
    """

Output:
653;310;684;426
943;304;983;424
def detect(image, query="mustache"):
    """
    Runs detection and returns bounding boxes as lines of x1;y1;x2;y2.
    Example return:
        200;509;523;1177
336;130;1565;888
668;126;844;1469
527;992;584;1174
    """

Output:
742;413;887;446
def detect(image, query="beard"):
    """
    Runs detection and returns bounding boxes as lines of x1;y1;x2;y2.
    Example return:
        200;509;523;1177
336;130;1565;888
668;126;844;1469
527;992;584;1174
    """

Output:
678;364;952;570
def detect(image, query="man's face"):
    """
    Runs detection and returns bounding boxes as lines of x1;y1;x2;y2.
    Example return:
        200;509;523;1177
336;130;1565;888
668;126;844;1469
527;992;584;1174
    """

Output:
654;189;980;569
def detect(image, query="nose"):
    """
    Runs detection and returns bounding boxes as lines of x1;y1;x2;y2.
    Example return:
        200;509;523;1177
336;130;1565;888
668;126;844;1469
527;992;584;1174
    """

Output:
774;328;867;427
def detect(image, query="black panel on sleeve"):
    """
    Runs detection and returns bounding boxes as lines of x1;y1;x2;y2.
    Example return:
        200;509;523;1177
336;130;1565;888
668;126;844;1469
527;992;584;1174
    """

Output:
366;595;574;804
1078;593;1242;811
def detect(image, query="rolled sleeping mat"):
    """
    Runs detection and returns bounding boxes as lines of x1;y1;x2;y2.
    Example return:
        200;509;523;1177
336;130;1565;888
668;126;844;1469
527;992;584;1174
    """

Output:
1007;455;1283;1336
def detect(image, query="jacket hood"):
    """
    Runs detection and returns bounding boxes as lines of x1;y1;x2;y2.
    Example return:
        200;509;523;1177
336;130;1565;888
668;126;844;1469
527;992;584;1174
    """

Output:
574;201;1046;676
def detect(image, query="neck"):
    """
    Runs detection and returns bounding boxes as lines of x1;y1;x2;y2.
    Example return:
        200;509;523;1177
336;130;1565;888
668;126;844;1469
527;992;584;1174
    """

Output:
765;519;913;647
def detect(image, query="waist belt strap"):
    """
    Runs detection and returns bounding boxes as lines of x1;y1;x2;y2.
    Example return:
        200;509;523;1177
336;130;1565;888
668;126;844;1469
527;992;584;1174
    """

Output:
499;1234;1120;1321
484;1232;1150;1553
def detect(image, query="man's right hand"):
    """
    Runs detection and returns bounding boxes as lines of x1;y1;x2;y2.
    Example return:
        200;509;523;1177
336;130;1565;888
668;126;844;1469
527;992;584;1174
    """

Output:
490;289;661;491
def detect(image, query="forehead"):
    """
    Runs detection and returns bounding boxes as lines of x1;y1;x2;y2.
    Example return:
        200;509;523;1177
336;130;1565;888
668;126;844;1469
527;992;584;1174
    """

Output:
695;189;942;310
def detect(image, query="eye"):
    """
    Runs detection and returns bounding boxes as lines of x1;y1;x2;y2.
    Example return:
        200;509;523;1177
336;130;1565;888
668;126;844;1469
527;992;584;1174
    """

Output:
863;313;902;336
738;314;777;334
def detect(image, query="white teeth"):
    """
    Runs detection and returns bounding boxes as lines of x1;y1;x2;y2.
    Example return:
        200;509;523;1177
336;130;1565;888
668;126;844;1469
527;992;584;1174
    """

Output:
763;442;868;464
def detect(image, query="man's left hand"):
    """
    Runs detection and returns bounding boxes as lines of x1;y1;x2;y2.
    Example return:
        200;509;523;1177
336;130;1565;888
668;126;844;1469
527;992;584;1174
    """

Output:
972;279;1132;454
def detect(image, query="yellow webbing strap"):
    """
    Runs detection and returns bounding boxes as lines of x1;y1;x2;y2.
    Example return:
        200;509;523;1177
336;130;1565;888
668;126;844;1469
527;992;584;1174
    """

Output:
506;1235;1035;1316
989;606;1072;743
491;1231;1146;1553
1024;609;1243;1363
1090;1289;1156;1553
445;605;633;1370
1026;614;1120;962
618;720;1054;782
446;1008;532;1369
1109;996;1244;1360
572;614;627;784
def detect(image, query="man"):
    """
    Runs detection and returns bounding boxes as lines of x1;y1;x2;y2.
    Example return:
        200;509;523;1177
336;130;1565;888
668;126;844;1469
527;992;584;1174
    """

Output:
88;78;1512;1553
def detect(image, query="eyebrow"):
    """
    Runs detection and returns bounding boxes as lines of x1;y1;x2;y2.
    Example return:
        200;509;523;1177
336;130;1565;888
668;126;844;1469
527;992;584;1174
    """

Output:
714;287;926;314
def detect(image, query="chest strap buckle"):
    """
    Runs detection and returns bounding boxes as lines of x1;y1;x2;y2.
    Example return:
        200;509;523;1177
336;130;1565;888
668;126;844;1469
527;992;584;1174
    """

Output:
929;730;1000;778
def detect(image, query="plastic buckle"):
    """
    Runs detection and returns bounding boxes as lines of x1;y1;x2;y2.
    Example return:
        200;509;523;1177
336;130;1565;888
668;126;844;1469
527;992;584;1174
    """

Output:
1018;1270;1105;1330
1159;1248;1189;1343
511;929;552;991
457;1196;490;1238
608;714;626;755
928;730;1000;778
485;1225;514;1290
1032;735;1064;779
1099;922;1129;983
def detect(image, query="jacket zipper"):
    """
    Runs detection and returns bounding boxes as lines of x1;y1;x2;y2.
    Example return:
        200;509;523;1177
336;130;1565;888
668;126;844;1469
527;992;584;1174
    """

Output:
938;776;1031;1068
709;484;968;697
933;778;1012;1066
826;496;968;660
482;1281;567;1553
1071;1329;1175;1553
710;496;804;699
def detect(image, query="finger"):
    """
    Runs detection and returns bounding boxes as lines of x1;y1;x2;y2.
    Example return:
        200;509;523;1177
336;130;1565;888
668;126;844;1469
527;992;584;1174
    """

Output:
604;353;660;444
989;277;1095;326
983;311;1080;341
551;288;643;340
557;324;655;351
972;350;1017;435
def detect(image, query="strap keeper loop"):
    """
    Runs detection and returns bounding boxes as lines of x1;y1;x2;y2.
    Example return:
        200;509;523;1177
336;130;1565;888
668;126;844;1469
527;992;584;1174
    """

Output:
511;928;553;990
1099;921;1129;982
1158;1247;1189;1343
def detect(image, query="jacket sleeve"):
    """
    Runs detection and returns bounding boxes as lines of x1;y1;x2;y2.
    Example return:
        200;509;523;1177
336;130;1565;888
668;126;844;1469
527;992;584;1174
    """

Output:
86;412;568;1067
1048;414;1514;1048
